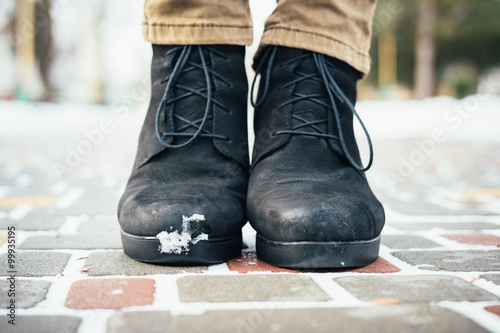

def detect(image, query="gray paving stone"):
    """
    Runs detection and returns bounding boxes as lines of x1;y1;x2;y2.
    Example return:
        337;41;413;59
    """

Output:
382;235;441;249
385;202;483;216
57;189;120;215
0;214;64;231
388;222;500;231
177;275;330;302
84;251;205;276
480;274;500;285
0;280;51;308
59;201;118;215
0;251;70;277
0;315;81;333
334;275;498;303
19;233;121;249
393;250;500;272
107;305;487;333
77;217;120;233
383;200;495;216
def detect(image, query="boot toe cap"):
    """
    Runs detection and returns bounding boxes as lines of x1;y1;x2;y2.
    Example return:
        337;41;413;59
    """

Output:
119;185;245;239
249;192;384;243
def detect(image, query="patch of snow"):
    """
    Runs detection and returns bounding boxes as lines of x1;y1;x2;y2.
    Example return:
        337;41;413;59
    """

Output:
111;289;123;295
242;223;257;251
355;95;500;142
156;214;208;255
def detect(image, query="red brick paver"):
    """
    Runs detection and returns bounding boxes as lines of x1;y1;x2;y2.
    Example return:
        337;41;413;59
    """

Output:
346;257;401;274
442;233;500;246
228;251;299;273
485;305;500;317
65;278;155;309
227;252;400;274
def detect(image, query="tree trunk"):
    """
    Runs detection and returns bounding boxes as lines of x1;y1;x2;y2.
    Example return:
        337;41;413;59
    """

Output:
378;29;397;98
35;0;53;101
15;0;36;100
414;0;437;99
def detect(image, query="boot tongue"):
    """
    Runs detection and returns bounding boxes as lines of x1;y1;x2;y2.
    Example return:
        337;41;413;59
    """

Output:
169;47;213;147
289;51;330;136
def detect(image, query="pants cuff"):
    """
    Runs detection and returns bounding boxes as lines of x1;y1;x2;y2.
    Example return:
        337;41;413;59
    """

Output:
142;23;253;46
259;25;371;76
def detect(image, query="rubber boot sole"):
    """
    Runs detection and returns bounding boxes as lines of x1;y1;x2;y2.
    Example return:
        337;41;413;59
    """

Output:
256;234;381;269
121;229;242;265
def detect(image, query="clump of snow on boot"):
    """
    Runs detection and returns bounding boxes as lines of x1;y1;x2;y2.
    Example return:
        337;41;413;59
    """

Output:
156;214;208;254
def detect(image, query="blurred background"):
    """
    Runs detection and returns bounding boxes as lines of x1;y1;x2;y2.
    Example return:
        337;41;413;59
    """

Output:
1;0;500;104
363;0;500;99
0;0;499;197
0;0;148;104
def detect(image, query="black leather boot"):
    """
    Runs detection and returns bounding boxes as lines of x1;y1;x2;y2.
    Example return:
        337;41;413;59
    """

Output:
247;46;385;268
118;45;249;264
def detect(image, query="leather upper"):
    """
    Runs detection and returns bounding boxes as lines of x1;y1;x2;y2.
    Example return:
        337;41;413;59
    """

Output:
118;45;249;238
247;46;385;243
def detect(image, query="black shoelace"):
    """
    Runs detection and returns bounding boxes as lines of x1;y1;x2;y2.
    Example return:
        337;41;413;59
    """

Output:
156;45;231;149
251;46;374;172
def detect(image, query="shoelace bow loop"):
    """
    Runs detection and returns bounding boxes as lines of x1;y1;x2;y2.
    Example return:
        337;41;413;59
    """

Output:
251;46;374;172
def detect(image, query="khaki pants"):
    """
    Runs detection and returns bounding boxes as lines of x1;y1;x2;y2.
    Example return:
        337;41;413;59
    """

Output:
143;0;377;75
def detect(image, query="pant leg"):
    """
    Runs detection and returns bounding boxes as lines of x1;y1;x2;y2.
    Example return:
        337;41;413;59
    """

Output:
143;0;253;45
259;0;377;75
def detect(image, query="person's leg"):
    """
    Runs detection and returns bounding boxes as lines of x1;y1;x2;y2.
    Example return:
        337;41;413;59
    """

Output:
247;0;385;268
259;0;376;75
143;0;253;45
118;1;252;264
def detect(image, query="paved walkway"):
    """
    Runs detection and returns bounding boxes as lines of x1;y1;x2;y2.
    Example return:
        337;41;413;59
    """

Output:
1;98;500;333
